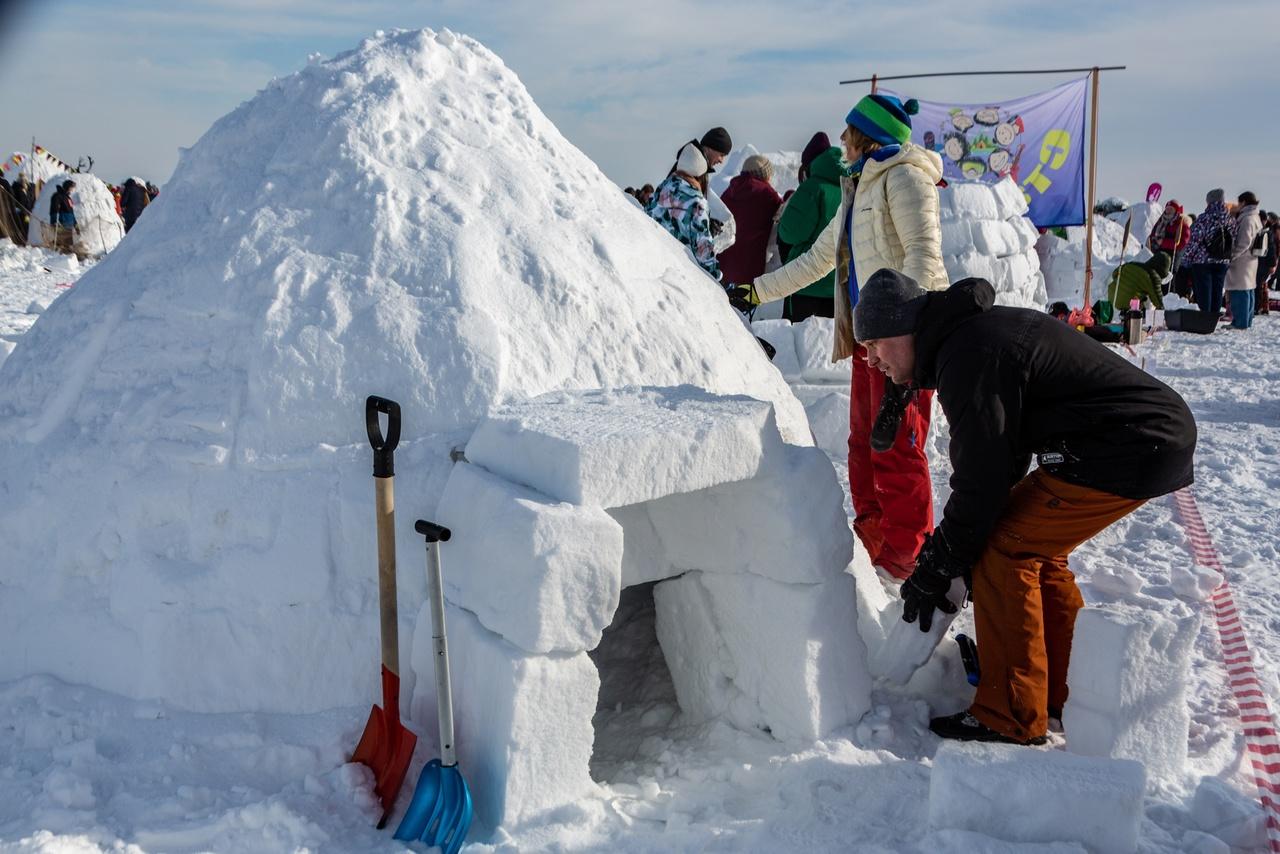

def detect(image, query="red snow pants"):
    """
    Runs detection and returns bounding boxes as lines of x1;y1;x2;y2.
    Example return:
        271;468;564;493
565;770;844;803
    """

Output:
848;345;933;579
969;470;1146;742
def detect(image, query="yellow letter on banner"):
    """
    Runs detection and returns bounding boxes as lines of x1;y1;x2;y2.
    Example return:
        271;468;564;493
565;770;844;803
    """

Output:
1021;129;1072;201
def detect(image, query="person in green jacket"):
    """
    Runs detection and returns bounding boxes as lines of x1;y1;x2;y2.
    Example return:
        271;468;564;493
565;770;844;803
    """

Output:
779;145;845;321
1102;252;1170;321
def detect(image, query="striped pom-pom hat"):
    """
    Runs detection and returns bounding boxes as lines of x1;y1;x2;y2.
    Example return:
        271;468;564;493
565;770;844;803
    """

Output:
846;94;919;146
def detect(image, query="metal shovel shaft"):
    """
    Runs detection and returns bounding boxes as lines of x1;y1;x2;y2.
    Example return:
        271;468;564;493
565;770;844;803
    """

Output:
423;528;457;767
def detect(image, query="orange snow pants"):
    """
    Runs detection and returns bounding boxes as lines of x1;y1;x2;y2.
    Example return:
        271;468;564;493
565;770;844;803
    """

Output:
969;470;1146;742
848;345;933;579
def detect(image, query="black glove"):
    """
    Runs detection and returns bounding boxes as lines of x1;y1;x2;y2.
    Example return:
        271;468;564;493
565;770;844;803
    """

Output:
709;218;724;237
726;283;761;313
901;531;969;633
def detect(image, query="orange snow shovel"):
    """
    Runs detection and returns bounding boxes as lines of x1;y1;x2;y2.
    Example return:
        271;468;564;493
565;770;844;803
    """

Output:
351;395;417;828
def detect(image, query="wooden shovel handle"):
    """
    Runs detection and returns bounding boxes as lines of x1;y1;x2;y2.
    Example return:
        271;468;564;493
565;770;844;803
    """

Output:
375;474;399;675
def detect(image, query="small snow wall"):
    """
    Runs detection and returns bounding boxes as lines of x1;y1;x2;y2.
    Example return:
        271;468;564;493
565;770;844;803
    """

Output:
411;387;870;827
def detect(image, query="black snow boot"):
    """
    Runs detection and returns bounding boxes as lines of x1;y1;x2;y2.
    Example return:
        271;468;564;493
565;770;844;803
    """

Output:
870;381;913;453
929;711;1048;746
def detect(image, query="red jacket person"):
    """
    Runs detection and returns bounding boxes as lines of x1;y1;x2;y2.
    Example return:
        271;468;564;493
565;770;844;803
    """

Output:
854;269;1197;745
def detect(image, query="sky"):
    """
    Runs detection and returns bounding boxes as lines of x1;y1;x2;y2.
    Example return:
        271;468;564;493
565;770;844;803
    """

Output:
0;0;1277;216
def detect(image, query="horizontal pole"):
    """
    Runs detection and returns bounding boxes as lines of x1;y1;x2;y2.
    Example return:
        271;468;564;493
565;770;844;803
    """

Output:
839;66;1125;85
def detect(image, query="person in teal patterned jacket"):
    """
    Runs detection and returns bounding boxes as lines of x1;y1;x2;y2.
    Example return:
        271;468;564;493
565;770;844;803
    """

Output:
647;142;720;281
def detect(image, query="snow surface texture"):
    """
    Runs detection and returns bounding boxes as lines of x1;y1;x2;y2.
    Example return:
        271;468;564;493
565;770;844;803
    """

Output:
0;239;84;368
1037;202;1159;305
1065;602;1200;781
938;178;1047;309
419;385;870;825
929;741;1147;853
0;28;814;718
26;171;125;256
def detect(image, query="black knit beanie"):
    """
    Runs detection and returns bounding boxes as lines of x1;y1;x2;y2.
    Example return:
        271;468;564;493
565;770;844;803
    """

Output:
853;269;928;341
700;127;733;156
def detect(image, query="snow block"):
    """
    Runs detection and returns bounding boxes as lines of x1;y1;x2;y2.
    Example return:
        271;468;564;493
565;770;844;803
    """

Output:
866;577;967;684
971;220;1020;258
1190;776;1268;851
653;570;870;741
750;319;802;381
642;443;854;585
466;386;783;507
929;741;1146;854
945;250;998;287
790;384;851;461
947;182;1000;221
1010;215;1041;253
992;176;1031;219
409;604;598;827
793;316;851;383
940;219;975;256
608;502;678;588
1064;602;1199;782
435;462;624;653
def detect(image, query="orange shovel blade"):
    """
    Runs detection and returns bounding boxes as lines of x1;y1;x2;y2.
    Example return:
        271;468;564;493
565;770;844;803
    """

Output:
351;669;418;827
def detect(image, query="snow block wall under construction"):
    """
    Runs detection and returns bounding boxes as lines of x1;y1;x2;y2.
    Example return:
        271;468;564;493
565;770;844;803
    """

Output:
0;29;873;826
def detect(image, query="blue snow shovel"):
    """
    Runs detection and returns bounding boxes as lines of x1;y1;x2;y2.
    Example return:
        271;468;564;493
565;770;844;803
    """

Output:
394;520;473;854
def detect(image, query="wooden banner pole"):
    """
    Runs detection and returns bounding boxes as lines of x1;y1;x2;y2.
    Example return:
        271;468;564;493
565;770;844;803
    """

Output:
1083;66;1101;311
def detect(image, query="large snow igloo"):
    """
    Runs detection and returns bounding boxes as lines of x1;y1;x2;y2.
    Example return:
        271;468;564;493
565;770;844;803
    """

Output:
0;28;871;831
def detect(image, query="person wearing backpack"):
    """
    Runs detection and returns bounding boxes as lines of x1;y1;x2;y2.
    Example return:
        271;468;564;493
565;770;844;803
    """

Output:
1225;191;1264;329
1182;189;1235;318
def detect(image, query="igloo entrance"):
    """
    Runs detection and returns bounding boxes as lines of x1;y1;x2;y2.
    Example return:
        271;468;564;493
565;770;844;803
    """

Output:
588;580;681;782
407;387;874;829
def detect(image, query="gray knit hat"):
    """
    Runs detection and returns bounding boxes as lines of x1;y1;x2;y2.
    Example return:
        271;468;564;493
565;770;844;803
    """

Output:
853;269;928;341
1207;188;1225;205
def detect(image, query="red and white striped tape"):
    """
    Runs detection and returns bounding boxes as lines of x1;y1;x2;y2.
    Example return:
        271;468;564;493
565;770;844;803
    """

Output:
1172;487;1280;852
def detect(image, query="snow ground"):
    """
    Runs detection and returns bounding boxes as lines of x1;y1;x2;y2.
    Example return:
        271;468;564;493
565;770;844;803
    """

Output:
0;242;1276;852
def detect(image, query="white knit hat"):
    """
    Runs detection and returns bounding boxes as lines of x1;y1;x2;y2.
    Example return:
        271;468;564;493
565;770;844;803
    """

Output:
676;142;708;178
741;154;774;183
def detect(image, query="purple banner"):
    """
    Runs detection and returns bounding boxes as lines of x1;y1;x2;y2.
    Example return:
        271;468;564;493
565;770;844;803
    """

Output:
886;77;1089;227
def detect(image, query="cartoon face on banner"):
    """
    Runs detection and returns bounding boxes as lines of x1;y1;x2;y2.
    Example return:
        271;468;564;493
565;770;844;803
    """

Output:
890;77;1089;228
925;106;1027;182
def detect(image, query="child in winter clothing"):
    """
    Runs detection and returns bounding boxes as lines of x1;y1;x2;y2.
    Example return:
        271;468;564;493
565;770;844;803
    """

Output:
1147;200;1189;259
648;143;721;281
853;270;1196;746
1103;252;1169;317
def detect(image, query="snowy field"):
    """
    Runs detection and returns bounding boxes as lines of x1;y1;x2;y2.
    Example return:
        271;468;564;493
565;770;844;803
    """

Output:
1;237;1277;853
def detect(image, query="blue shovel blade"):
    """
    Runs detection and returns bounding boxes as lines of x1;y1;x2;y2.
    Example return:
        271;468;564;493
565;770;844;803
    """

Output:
394;758;474;854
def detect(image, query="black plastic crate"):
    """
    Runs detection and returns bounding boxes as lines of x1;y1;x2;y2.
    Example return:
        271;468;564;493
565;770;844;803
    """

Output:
1164;309;1219;334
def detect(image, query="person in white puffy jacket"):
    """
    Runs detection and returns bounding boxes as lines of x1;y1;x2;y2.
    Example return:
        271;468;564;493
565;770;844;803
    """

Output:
741;94;948;581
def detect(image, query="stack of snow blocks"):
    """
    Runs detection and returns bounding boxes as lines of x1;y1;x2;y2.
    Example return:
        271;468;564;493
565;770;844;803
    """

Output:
408;386;871;828
1065;601;1200;782
938;177;1047;310
929;742;1146;853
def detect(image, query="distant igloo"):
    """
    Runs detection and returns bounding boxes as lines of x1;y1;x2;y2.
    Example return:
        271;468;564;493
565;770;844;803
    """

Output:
0;29;871;830
26;171;124;257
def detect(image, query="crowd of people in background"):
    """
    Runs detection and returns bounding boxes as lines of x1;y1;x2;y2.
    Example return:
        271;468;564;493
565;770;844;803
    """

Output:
0;171;159;251
1165;190;1276;330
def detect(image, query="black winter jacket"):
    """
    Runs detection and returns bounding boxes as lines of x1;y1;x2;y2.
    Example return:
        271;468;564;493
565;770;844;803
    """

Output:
912;278;1196;567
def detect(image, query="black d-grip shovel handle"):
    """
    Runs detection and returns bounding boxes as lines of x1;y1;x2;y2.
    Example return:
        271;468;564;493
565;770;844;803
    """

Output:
365;396;401;478
415;520;451;543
